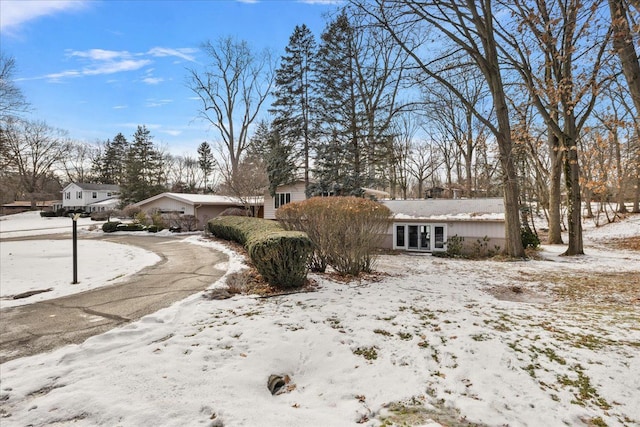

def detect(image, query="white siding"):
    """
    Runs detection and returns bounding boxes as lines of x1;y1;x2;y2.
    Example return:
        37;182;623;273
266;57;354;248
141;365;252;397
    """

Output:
137;197;194;215
263;182;307;219
62;183;83;208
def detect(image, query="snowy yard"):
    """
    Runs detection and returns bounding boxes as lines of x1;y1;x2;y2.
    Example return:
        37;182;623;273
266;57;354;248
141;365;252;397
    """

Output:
0;211;639;426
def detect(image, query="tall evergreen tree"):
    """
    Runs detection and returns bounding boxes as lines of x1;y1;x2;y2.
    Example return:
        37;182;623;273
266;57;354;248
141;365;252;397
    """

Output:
197;141;214;193
120;125;165;205
312;12;365;196
270;24;317;191
249;120;297;197
94;132;128;185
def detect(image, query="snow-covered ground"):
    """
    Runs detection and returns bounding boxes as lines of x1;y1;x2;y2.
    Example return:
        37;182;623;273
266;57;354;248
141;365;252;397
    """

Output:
0;211;639;427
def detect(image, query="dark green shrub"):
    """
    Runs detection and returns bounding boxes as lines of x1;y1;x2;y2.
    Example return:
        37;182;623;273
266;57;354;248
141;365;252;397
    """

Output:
276;197;391;276
102;221;121;233
116;223;146;232
40;211;57;217
521;226;540;249
147;225;161;233
208;216;312;288
247;230;313;288
444;235;464;257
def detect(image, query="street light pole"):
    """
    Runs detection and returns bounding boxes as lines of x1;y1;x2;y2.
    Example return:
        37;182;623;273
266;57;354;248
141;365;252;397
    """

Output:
72;213;80;284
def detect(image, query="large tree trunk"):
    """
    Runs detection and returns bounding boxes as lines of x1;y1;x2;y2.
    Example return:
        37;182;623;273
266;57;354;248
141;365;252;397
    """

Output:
609;0;640;115
562;117;584;255
548;131;564;243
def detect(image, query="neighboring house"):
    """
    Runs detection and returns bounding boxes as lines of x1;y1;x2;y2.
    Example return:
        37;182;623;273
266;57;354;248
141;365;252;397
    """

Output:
263;181;391;220
0;200;60;215
62;183;120;212
382;198;505;253
134;193;264;230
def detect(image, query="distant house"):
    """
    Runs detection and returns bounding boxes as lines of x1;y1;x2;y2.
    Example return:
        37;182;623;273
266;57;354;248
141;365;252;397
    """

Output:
381;198;505;253
134;193;264;230
61;183;120;212
1;200;60;215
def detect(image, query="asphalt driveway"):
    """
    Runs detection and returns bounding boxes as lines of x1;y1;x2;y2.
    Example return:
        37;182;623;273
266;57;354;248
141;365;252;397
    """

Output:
0;234;228;363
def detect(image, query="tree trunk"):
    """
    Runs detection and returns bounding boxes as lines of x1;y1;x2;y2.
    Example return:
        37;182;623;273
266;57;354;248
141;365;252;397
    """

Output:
548;131;564;243
609;0;640;115
562;128;584;256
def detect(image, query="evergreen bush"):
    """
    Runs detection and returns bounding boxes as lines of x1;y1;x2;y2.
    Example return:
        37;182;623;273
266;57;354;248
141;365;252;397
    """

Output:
102;221;121;233
521;226;540;249
208;216;312;288
277;196;391;276
40;211;57;217
116;223;146;232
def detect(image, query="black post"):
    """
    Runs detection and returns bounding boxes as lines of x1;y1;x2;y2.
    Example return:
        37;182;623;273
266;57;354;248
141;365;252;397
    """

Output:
72;214;79;284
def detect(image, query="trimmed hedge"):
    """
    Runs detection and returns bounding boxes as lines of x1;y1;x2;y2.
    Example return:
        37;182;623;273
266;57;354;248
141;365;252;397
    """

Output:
102;221;121;233
208;216;312;289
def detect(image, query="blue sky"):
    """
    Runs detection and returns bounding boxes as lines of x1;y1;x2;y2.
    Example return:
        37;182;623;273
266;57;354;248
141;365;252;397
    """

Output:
1;0;339;155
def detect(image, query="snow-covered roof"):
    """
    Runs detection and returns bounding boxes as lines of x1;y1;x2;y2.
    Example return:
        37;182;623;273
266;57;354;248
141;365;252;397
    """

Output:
65;183;120;192
382;198;504;220
135;193;264;207
87;198;120;207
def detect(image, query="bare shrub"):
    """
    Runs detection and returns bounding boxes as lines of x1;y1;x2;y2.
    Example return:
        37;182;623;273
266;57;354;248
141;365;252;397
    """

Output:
122;205;142;219
277;196;391;276
219;207;248;217
167;213;199;232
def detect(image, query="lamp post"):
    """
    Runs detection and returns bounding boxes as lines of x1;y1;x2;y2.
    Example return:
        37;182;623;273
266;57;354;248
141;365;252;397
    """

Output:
72;213;80;284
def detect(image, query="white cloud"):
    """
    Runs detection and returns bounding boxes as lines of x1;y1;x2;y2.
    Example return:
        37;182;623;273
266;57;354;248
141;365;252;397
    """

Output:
162;129;182;136
148;47;197;63
0;0;89;33
142;77;164;85
296;0;343;4
113;105;128;110
146;99;173;108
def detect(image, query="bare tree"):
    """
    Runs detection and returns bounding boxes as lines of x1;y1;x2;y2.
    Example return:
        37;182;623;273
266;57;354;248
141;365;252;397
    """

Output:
188;37;274;179
2;119;68;208
0;54;29;122
353;0;525;257
609;0;640;115
60;140;98;184
500;0;613;255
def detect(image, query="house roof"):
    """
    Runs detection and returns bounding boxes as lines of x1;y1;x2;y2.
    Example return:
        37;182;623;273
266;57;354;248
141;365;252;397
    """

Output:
135;193;264;207
87;198;120;207
382;198;505;220
65;183;120;192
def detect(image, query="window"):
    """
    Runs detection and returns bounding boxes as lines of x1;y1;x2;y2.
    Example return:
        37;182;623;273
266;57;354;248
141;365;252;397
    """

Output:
395;225;405;247
394;223;446;252
107;192;112;197
76;191;82;199
65;192;70;200
274;193;291;209
92;192;97;198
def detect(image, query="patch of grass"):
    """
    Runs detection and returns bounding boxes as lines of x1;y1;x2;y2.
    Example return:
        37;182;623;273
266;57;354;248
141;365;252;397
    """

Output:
397;331;413;340
374;328;392;337
557;365;611;410
470;333;490;341
353;346;378;360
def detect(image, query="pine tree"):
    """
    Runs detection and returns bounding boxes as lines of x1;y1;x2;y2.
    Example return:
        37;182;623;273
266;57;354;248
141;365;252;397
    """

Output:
120;125;165;205
95;132;128;185
270;24;317;191
197;141;214;193
312;12;365;196
249;121;296;197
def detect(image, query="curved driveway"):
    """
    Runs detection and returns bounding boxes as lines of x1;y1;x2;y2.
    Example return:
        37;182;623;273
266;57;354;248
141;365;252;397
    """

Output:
0;234;228;364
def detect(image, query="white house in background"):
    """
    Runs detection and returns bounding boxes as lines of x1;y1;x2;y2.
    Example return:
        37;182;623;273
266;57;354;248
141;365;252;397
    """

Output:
62;183;120;212
382;198;505;253
134;193;264;230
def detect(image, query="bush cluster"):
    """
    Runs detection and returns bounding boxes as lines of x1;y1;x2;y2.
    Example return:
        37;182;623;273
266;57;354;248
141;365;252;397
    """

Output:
521;226;540;249
102;221;151;233
208;216;312;289
277;196;392;276
40;211;57;217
